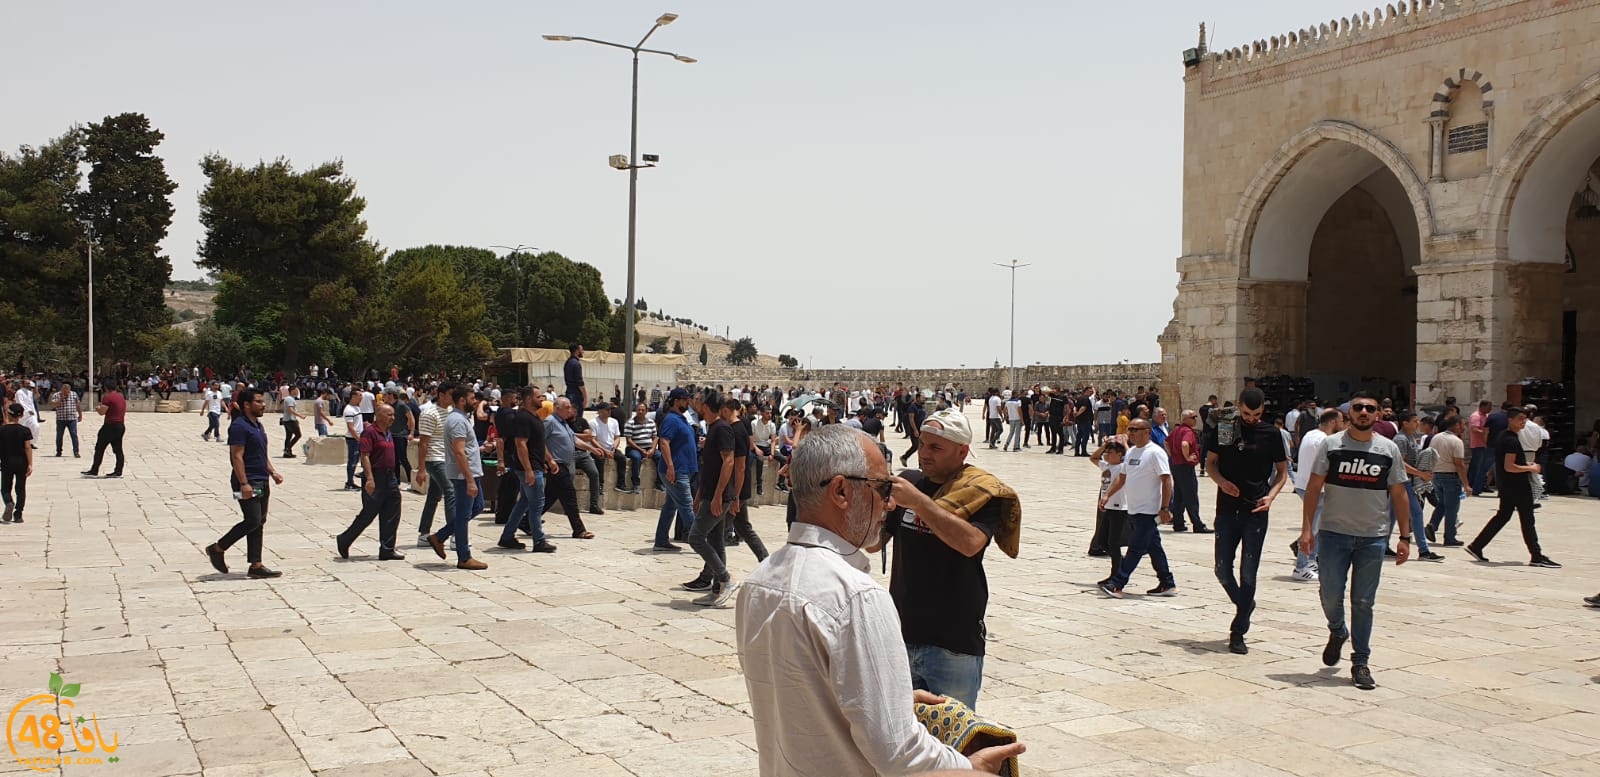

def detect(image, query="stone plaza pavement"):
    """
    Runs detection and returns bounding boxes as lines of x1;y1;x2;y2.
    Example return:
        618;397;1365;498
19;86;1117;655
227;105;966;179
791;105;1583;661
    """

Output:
2;409;1598;777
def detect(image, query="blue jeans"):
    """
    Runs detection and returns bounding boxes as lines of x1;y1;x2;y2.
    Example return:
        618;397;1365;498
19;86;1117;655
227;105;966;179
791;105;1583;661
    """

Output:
1316;530;1387;666
436;478;478;562
1294;487;1323;570
1427;473;1462;543
907;644;984;710
1468;447;1492;494
315;422;329;437
623;448;644;489
55;419;79;456
1388;482;1429;552
344;437;360;486
1213;504;1268;636
205;411;221;440
655;473;694;547
1109;514;1174;590
1169;465;1201;529
1003;422;1023;450
418;460;456;535
501;469;547;545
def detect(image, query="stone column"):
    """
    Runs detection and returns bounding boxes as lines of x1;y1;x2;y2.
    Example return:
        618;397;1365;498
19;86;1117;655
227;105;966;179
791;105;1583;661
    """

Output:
1414;259;1563;405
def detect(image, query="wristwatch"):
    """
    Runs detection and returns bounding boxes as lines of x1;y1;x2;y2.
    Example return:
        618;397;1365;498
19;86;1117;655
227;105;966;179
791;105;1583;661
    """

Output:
1398;535;1412;542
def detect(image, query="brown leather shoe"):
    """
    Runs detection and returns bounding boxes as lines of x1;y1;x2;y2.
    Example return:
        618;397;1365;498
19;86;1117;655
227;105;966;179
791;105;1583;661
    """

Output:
428;534;447;560
456;558;487;570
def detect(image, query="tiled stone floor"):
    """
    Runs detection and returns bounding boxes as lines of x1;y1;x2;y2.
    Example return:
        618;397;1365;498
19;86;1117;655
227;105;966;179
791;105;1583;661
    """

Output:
2;409;1597;776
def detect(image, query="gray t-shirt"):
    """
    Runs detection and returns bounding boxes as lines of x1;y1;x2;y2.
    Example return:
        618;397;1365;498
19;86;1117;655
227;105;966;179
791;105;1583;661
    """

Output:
545;416;576;468
443;409;482;480
1310;431;1407;537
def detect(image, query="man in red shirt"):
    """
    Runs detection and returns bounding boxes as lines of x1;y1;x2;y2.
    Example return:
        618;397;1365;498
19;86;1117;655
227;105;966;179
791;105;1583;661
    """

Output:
82;380;127;478
1468;400;1493;495
336;403;405;560
1167;409;1208;533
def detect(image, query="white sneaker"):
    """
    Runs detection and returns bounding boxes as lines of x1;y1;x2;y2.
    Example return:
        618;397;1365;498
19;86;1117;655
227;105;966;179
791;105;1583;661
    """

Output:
417;534;431;548
1292;567;1318;582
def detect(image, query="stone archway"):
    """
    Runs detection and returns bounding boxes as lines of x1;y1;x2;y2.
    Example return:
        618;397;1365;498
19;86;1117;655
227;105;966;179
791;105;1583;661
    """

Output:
1224;121;1432;401
1481;71;1600;435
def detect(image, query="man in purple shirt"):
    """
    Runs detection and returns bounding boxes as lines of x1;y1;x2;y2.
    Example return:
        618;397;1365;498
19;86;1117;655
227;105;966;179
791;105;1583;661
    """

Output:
337;403;405;560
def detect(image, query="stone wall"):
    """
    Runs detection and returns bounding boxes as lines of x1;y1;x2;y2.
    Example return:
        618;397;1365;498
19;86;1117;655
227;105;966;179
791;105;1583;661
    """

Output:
1171;0;1600;418
673;363;1162;393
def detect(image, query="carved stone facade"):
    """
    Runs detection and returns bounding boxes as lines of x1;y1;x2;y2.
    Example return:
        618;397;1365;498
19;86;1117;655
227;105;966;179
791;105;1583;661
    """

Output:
1165;0;1600;438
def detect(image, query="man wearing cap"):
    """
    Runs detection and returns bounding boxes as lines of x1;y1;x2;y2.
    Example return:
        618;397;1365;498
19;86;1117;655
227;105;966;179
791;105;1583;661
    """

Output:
877;409;1021;709
653;388;697;551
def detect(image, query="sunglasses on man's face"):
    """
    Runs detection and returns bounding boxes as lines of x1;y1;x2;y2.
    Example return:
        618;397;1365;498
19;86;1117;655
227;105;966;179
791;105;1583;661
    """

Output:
1350;404;1380;414
823;475;895;500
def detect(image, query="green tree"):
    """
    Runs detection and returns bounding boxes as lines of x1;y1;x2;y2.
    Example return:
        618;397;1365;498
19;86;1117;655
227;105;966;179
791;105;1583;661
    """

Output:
607;304;641;354
648;335;670;354
726;336;758;366
197;156;380;372
77;113;177;362
777;354;798;368
0;132;86;357
362;246;493;372
672;340;683;355
514;251;610;349
698;343;708;366
190;319;248;373
634;297;648;311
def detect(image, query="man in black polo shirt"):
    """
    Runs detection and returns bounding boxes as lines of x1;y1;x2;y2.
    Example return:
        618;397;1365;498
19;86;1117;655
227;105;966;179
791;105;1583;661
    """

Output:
1467;407;1560;568
205;388;285;578
1205;387;1288;654
564;344;586;418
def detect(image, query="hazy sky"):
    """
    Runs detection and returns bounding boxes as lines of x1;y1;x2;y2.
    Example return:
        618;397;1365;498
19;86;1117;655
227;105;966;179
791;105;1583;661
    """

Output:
6;0;1345;369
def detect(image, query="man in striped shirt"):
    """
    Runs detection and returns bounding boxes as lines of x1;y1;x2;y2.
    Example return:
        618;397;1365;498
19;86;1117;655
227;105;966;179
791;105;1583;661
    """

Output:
620;403;655;493
414;385;457;547
55;382;81;457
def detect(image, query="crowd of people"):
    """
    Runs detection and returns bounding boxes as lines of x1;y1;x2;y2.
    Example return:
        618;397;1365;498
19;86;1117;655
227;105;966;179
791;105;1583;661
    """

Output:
7;357;1600;774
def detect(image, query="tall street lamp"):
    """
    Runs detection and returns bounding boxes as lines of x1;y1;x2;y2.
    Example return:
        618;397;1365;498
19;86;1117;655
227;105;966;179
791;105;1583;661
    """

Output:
82;223;96;403
994;259;1030;393
544;12;696;401
489;244;539;345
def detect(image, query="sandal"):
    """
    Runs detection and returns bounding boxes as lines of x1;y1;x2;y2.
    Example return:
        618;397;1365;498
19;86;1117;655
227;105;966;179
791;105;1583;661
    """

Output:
573;531;595;540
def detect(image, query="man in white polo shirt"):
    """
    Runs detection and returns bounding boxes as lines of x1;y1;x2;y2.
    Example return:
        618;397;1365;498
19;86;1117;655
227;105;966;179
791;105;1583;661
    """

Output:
1099;418;1176;598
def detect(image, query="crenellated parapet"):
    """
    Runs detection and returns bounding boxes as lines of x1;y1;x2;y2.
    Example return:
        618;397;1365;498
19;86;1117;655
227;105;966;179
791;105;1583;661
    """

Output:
1199;0;1513;78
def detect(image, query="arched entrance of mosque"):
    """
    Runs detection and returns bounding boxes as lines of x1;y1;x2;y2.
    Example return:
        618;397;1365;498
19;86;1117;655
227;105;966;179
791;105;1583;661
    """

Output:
1493;73;1600;445
1234;122;1429;407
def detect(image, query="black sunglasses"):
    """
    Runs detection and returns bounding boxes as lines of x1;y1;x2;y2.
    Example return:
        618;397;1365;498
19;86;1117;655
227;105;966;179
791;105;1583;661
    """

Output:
822;475;895;500
1350;404;1380;413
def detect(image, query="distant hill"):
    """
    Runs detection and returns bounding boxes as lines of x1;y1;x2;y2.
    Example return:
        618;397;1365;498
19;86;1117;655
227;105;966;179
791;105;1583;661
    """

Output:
633;313;784;368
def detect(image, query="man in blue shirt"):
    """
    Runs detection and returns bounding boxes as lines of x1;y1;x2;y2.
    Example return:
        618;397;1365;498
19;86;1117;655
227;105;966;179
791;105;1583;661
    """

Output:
205;388;285;579
654;388;698;551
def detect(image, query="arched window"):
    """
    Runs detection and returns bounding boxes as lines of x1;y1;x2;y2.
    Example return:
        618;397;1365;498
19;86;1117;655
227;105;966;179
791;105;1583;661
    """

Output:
1427;69;1494;182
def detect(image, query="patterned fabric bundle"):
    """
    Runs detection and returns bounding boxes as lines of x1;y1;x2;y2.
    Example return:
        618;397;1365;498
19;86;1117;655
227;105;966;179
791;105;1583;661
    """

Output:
913;698;1019;776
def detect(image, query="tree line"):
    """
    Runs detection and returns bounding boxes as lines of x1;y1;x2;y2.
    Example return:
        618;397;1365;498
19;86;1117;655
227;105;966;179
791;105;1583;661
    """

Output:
3;113;711;380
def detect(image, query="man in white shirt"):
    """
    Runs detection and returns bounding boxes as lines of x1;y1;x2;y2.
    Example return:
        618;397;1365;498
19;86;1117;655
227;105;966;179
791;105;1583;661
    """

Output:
201;383;224;442
1563;445;1592;492
342;400;365;490
1292;409;1343;581
1003;393;1024;451
1098;418;1177;598
1520;407;1549;501
590;403;623;493
736;425;1023;776
415;385;456;547
984;389;1003;449
359;386;377;424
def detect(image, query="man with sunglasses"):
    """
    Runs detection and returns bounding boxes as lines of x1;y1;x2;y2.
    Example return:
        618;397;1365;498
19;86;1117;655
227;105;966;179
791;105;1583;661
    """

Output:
1204;388;1287;654
879;409;1014;710
736;425;1024;775
1299;391;1409;690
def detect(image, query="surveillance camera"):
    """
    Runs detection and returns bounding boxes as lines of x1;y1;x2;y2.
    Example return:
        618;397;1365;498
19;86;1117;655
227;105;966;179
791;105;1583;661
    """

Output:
609;154;630;170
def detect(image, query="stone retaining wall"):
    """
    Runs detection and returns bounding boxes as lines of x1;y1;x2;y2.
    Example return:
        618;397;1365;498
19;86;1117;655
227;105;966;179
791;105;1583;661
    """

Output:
672;363;1162;391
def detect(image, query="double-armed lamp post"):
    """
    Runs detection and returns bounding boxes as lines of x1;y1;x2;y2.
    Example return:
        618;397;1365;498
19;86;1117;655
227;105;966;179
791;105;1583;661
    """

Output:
544;13;696;401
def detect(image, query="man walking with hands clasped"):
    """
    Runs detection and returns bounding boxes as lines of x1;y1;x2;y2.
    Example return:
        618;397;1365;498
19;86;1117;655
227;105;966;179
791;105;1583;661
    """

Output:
1299;392;1409;690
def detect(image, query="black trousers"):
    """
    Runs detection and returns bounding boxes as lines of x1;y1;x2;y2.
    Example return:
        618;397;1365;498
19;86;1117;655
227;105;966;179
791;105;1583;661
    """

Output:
218;479;270;563
1;468;27;518
1093;508;1129;577
282;420;302;455
1471;487;1542;560
1074;422;1092;456
495;470;521;524
542;465;588;535
393;433;412;480
89;421;126;474
340;471;402;554
985;418;1002;445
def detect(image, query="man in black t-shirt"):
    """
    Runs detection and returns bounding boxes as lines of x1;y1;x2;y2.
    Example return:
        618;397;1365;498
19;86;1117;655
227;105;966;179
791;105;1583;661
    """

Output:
1072;392;1094;456
498;387;554;552
1204;388;1288;654
880;409;1013;710
1467;407;1559;567
722;399;769;561
685;390;740;607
